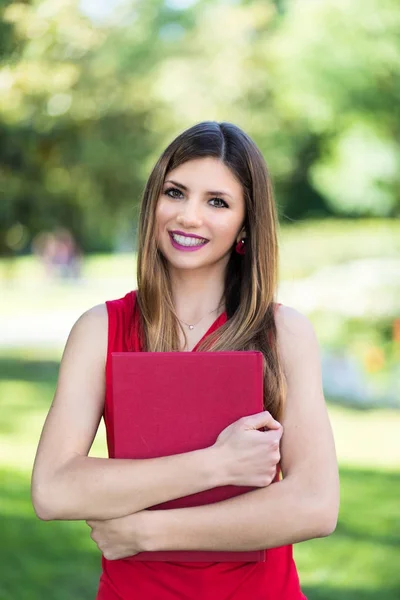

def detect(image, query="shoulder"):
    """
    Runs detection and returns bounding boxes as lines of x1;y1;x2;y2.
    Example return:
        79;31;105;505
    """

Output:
274;303;316;339
75;303;108;328
54;304;109;385
67;304;108;350
274;304;320;378
68;294;136;339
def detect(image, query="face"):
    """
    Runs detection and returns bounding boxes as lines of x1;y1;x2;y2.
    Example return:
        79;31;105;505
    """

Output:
155;157;246;272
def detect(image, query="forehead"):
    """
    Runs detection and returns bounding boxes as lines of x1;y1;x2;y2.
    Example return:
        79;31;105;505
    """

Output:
165;157;243;197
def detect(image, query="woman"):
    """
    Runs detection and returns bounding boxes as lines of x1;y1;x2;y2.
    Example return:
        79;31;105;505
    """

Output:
31;121;339;599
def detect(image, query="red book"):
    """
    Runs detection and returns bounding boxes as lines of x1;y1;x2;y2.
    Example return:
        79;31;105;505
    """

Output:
112;351;267;562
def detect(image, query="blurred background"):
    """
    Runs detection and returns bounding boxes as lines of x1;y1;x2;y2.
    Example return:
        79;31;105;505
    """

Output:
1;0;399;598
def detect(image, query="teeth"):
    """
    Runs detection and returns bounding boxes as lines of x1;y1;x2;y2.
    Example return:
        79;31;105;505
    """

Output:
171;233;207;247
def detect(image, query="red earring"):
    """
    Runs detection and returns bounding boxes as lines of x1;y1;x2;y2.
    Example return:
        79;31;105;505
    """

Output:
235;239;246;255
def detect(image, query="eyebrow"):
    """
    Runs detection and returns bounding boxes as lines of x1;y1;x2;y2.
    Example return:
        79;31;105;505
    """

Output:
164;179;233;199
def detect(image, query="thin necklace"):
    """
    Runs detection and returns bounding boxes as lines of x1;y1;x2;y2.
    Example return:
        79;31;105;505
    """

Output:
178;300;225;330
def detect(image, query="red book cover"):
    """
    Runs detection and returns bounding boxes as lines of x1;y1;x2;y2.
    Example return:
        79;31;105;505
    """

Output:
111;351;267;562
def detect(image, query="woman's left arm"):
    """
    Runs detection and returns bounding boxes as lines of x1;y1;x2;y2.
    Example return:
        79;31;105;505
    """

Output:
140;305;339;553
88;306;339;558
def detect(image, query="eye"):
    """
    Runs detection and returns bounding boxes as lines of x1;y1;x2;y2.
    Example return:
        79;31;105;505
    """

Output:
164;187;228;208
164;187;183;199
209;197;229;209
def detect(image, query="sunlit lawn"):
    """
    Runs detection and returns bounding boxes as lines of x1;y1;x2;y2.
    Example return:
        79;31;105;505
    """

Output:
1;349;399;599
1;218;400;597
1;218;399;318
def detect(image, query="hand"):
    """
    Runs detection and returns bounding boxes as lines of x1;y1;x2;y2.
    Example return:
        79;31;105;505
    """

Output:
213;410;283;488
86;510;148;561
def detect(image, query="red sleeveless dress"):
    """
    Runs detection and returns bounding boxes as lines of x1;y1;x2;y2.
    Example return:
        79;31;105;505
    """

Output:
96;290;307;600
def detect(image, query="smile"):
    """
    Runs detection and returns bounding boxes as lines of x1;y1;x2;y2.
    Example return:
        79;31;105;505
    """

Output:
169;232;209;251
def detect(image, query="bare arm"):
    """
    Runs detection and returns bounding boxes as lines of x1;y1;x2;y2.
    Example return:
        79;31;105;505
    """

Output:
139;305;339;552
31;304;227;522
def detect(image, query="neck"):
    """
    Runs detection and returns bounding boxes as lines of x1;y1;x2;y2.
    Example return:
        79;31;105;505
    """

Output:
169;267;226;323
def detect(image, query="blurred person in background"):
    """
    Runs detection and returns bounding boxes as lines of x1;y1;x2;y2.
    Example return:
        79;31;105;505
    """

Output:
32;227;82;279
31;121;339;600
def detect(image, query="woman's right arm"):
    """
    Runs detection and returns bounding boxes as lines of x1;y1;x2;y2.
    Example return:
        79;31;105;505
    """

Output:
31;304;228;522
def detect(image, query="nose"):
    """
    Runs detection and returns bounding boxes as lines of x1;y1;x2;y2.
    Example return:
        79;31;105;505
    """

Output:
176;200;203;228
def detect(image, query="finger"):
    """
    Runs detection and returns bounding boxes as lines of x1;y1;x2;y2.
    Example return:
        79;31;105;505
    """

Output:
242;411;281;431
265;427;283;443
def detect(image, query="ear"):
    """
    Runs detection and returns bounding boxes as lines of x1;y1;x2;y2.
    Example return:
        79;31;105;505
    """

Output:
236;229;247;244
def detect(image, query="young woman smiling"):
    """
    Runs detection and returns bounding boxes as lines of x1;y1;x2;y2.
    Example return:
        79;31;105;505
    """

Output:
31;121;339;599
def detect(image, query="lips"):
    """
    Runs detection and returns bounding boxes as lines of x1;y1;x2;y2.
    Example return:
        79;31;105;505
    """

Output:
168;231;209;252
169;230;209;241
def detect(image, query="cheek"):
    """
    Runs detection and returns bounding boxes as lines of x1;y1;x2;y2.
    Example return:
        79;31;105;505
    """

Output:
212;215;242;240
155;199;174;227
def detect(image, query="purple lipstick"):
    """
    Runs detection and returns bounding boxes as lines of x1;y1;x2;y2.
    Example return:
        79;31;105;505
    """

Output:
168;231;209;252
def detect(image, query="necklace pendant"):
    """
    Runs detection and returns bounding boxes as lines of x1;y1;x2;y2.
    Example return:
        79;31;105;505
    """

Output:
189;325;194;330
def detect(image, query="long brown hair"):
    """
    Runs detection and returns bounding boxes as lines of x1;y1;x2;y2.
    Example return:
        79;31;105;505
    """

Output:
136;121;286;420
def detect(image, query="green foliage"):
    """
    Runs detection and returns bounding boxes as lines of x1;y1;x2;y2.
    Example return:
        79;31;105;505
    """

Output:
1;0;399;254
271;0;400;217
0;0;164;253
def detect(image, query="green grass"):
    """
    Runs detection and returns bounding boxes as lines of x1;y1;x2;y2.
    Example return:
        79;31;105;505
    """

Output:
1;468;101;600
296;467;400;599
1;350;399;599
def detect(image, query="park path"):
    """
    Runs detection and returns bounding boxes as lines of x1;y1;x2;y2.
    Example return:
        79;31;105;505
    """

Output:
1;309;82;347
2;256;399;347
